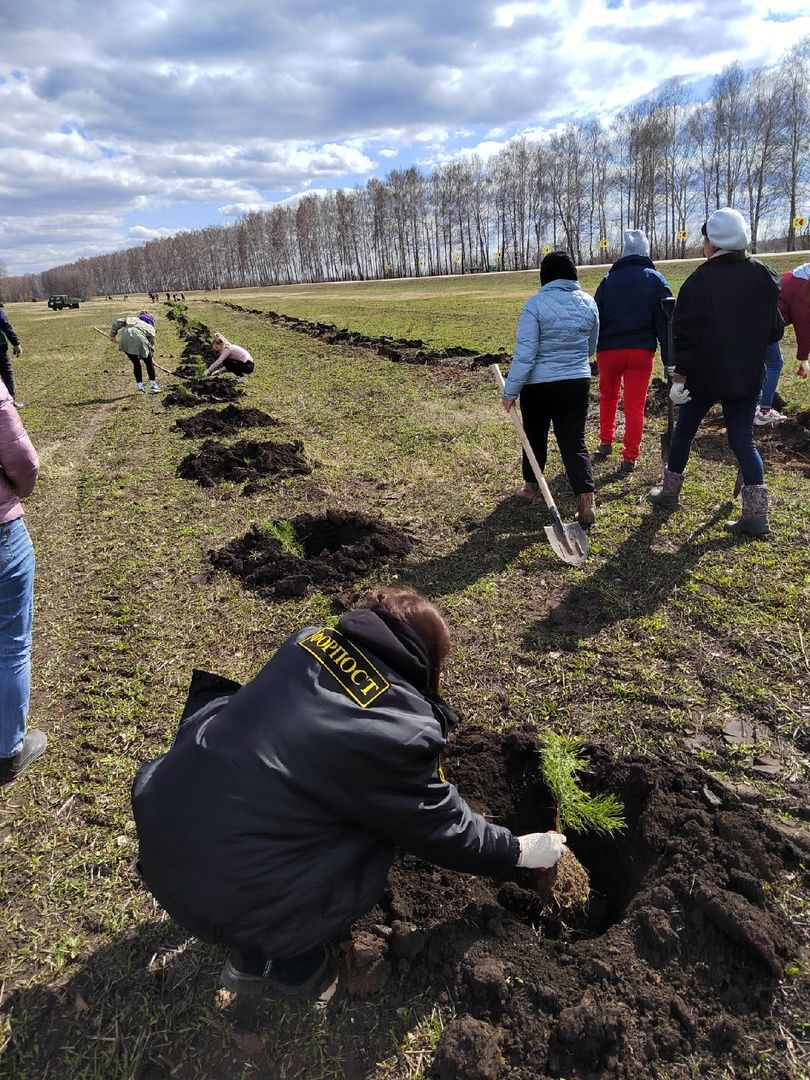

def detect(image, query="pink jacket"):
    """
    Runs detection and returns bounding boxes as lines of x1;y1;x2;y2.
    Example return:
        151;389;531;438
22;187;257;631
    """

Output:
778;267;810;362
217;339;253;365
0;381;39;523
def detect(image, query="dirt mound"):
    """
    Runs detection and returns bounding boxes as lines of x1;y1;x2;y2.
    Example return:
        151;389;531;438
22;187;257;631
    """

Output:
177;439;310;487
172;404;279;439
645;376;670;417
209;510;412;597
182;327;218;365
696;412;810;475
163;380;245;408
343;726;802;1079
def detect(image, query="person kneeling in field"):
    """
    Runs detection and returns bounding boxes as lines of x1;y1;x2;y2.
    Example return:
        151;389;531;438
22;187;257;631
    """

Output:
203;334;255;380
131;587;565;999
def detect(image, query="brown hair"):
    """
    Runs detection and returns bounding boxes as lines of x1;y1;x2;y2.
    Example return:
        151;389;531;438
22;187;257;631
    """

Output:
361;587;451;694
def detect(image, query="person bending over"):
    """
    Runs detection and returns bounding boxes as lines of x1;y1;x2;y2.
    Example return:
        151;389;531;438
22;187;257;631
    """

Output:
204;334;255;380
132;587;565;999
110;311;159;394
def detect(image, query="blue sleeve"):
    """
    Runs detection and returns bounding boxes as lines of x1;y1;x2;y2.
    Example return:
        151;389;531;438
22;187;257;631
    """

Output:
503;299;540;399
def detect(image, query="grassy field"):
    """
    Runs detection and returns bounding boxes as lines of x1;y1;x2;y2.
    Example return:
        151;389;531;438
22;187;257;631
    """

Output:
0;265;808;1079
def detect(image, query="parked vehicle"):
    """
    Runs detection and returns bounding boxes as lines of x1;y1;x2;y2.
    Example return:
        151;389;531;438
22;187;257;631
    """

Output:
47;295;80;310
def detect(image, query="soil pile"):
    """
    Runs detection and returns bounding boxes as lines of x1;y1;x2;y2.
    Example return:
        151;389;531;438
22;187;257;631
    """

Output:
172;405;279;439
209;510;412;597
177;439;310;487
343;727;804;1079
163;380;245;408
181;326;218;366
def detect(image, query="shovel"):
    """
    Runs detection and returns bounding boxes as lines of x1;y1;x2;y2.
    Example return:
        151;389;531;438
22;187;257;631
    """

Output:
490;364;590;567
660;296;677;464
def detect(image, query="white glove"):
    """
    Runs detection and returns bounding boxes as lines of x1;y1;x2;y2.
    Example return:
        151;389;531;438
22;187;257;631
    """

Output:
516;831;567;869
12;345;21;358
670;383;691;405
797;360;810;379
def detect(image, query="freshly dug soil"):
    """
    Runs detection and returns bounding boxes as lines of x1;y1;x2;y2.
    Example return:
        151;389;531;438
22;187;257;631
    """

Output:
172;405;279;439
181;327;218;366
209;510;412;597
215;300;511;372
177;439;310;487
696;412;810;476
163;380;245;408
343;727;803;1080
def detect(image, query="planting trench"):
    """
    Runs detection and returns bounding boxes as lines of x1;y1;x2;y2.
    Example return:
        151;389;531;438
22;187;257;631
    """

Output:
163;379;245;408
342;726;805;1080
209;510;413;598
177;438;310;488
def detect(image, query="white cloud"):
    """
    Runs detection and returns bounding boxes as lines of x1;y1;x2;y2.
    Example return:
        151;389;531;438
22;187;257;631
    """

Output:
128;225;177;240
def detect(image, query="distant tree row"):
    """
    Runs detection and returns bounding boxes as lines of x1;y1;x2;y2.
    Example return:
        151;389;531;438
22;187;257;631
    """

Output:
3;39;808;303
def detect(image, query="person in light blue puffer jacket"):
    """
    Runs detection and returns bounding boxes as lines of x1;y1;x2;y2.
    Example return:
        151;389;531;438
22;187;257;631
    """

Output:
502;251;599;525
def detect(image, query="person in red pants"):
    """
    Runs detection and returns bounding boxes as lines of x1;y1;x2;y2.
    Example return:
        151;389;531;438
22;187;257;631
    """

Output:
592;231;673;475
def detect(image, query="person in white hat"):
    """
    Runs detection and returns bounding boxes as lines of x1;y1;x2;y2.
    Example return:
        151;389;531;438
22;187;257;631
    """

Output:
648;208;783;536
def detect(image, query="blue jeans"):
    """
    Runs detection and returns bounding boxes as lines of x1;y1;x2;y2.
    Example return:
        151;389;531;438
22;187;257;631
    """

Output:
0;516;35;759
760;342;783;409
667;394;764;486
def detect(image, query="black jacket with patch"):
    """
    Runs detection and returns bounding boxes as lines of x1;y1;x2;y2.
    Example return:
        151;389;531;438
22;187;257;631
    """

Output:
132;609;519;958
673;252;783;399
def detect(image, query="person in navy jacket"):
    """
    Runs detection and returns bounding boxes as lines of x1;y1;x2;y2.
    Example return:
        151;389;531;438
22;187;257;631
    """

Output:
592;231;673;474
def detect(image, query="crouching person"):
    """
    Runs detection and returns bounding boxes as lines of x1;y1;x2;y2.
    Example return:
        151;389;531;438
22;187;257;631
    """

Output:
203;334;255;380
131;587;565;999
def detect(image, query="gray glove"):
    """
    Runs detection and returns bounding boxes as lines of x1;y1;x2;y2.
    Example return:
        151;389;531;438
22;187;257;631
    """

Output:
516;831;568;869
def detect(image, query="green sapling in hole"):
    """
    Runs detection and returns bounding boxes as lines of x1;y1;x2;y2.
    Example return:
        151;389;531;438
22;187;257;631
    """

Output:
257;518;304;557
532;732;626;906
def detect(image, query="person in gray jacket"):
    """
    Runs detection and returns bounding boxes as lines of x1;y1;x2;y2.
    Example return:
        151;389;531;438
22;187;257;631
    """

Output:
132;587;566;999
110;311;159;394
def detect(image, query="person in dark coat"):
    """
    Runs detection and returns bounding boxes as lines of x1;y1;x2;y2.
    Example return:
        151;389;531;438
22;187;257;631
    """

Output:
132;588;566;998
0;306;23;403
592;231;673;474
648;207;783;536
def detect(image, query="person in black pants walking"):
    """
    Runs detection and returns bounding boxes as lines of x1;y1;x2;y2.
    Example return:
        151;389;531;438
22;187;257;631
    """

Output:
502;251;600;525
0;306;23;404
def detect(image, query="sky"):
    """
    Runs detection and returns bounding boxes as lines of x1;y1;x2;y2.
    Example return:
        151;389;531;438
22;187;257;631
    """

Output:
1;0;809;275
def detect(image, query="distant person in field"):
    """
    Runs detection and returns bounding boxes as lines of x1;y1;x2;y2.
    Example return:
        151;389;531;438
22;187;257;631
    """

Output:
110;311;159;394
204;334;255;381
591;230;673;474
778;262;810;381
131;587;566;998
0;305;23;405
0;381;45;783
648;207;783;536
502;250;599;527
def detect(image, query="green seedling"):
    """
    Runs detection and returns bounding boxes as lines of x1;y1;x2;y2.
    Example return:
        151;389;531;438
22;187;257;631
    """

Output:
258;518;304;557
539;732;626;836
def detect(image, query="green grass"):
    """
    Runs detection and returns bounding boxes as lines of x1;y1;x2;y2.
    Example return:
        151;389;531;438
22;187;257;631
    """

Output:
0;281;807;1078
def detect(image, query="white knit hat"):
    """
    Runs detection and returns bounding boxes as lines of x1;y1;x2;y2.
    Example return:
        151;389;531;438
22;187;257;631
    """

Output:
704;208;750;251
621;230;650;257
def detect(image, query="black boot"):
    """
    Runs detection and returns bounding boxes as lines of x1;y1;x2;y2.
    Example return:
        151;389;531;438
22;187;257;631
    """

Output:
0;729;47;783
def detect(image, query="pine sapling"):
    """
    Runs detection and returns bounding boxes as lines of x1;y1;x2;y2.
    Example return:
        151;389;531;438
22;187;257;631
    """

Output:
258;518;304;557
534;732;625;908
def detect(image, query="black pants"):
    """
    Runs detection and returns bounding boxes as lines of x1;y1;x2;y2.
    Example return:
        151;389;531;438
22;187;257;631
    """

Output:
519;378;594;495
0;346;15;398
224;356;254;376
128;353;156;383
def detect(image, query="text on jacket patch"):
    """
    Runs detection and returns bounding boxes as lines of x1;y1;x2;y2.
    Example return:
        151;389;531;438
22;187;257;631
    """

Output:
298;629;391;707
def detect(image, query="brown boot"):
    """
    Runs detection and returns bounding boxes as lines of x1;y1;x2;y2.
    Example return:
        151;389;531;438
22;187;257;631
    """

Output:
514;483;538;504
575;492;596;527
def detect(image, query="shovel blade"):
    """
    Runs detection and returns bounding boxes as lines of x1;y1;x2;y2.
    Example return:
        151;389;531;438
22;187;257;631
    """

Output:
544;521;590;566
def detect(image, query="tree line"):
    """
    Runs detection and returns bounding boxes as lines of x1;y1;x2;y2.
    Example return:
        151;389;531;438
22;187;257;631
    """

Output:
3;40;809;303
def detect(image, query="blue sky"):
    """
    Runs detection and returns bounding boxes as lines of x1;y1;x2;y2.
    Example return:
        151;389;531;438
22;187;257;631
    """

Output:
1;0;809;274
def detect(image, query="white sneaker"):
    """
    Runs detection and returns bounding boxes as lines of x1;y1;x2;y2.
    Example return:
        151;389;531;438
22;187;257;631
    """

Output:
136;383;146;394
150;381;160;394
754;407;785;426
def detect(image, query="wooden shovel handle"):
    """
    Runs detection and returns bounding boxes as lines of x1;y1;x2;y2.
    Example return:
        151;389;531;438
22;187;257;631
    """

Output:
490;364;558;513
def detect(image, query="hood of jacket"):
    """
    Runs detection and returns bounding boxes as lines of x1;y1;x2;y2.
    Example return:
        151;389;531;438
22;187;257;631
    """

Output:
609;254;656;274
